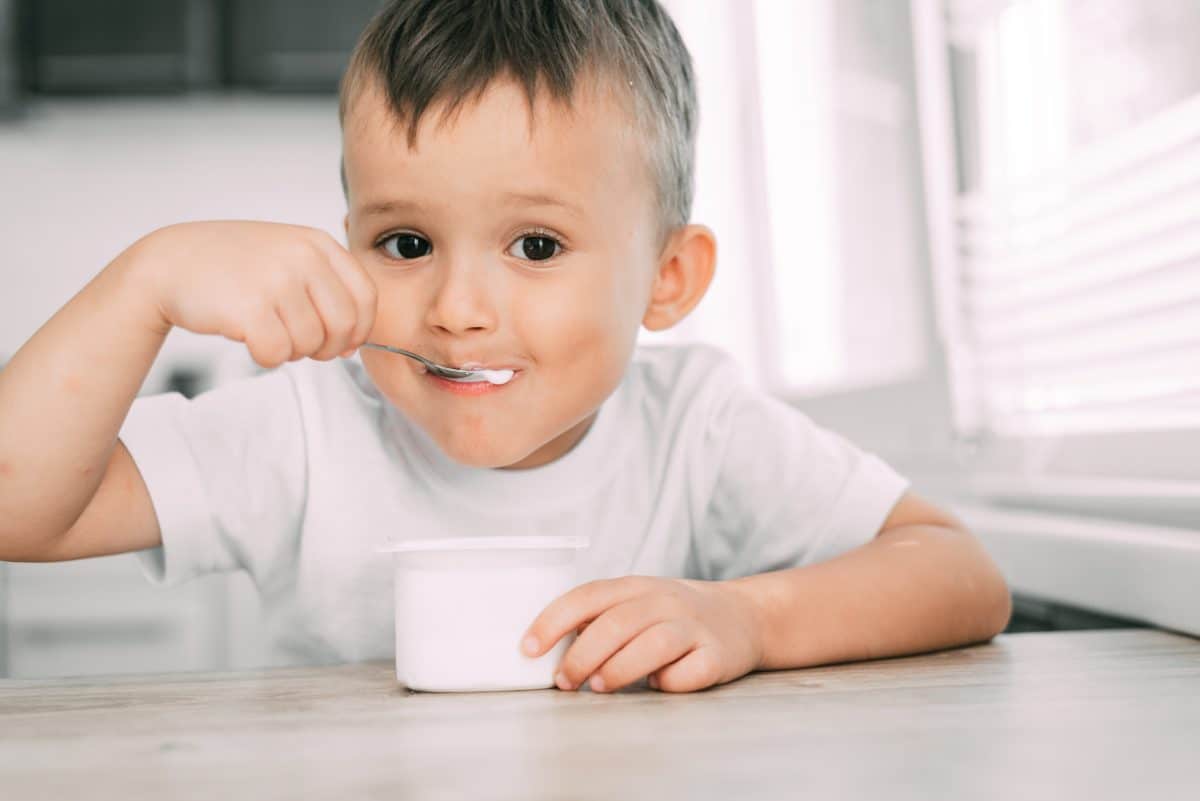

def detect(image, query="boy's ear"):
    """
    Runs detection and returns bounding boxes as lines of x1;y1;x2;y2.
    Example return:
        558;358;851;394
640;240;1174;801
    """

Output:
642;224;717;331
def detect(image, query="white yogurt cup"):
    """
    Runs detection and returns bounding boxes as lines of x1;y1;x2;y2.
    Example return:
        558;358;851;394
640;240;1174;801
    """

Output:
382;535;588;692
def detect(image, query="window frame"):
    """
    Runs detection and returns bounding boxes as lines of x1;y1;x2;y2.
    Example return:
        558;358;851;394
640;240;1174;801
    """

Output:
903;0;1200;528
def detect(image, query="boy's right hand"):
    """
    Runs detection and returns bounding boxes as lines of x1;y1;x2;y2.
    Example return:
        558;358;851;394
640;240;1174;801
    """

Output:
133;221;378;368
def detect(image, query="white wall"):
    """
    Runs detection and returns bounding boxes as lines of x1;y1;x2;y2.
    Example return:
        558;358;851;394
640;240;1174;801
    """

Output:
0;95;347;389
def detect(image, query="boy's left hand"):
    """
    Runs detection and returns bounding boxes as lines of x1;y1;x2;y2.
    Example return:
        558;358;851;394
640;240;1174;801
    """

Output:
521;577;764;694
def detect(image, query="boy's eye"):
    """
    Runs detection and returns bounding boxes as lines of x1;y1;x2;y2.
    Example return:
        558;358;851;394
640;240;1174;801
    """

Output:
507;235;560;262
381;233;432;260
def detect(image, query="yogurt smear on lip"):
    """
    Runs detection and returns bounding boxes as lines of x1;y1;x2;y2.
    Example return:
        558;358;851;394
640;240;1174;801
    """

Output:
444;367;516;386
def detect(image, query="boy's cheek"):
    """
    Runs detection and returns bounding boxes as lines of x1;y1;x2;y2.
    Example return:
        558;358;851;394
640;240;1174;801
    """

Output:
518;282;640;368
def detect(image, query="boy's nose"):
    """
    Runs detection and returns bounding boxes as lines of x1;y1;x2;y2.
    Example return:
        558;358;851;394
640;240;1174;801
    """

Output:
423;259;499;336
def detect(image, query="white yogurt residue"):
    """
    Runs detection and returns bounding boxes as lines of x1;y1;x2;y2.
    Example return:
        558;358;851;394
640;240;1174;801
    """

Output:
448;369;515;385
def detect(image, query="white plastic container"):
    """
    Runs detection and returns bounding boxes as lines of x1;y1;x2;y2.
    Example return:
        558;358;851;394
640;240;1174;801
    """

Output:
382;535;588;692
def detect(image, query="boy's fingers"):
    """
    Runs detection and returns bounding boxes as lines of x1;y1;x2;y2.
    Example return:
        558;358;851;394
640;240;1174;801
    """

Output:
306;276;359;361
588;621;692;693
523;577;657;658
349;273;378;346
313;234;378;347
242;309;293;370
554;596;680;690
276;288;326;361
650;645;721;694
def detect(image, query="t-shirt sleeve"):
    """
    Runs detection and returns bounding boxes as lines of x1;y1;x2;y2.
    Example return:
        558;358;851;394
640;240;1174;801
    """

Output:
693;366;910;581
118;367;307;589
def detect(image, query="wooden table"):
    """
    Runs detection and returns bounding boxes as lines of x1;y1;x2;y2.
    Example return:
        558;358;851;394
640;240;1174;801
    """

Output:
2;629;1197;800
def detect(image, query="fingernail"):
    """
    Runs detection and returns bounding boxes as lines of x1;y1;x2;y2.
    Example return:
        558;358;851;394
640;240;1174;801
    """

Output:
521;635;539;656
590;676;606;693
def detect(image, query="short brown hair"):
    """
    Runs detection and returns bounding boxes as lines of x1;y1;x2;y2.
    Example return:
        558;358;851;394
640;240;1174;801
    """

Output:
339;0;697;229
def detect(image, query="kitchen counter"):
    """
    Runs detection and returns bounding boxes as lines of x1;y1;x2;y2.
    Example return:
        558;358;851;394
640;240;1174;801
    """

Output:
2;629;1197;800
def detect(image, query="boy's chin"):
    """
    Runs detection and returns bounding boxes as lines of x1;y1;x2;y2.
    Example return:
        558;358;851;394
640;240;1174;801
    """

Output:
432;433;540;470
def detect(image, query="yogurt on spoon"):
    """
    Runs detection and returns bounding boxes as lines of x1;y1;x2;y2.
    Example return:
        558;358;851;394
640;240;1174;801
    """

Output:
360;343;516;385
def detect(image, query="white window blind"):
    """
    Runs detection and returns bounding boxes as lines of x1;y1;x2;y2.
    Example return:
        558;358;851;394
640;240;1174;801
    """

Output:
961;93;1200;436
941;0;1200;438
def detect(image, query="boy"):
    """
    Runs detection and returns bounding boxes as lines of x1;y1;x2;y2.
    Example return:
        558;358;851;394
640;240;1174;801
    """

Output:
0;0;1010;693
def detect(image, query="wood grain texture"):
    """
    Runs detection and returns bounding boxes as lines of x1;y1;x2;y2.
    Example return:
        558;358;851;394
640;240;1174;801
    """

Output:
2;629;1198;800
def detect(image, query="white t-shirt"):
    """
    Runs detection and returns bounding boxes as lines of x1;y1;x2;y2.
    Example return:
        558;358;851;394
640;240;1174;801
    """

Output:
120;344;909;667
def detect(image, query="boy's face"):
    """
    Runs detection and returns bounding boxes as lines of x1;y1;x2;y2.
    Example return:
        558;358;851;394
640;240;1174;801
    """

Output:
342;78;662;469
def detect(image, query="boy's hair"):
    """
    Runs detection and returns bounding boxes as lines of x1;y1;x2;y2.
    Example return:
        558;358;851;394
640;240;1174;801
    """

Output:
339;0;697;231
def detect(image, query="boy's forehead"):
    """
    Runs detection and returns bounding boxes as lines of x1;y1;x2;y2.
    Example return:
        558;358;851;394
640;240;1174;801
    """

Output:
342;78;649;212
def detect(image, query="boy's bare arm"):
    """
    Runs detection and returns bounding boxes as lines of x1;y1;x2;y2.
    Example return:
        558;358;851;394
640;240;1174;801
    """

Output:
523;492;1012;693
0;222;376;562
726;492;1013;671
0;250;169;560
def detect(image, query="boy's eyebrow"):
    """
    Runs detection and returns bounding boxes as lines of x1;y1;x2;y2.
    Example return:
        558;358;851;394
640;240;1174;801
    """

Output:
358;199;423;217
501;191;584;218
356;193;583;218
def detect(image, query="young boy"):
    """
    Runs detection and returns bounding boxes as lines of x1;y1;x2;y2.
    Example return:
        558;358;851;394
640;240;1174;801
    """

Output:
0;0;1010;693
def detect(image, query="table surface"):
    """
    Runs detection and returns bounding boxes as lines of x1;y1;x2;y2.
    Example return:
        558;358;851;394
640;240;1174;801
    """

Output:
2;629;1198;801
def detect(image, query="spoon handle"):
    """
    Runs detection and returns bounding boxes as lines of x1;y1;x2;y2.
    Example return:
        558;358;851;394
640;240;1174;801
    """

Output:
360;343;475;378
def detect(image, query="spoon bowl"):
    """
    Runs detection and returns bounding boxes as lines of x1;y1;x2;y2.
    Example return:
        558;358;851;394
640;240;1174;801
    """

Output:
360;343;515;385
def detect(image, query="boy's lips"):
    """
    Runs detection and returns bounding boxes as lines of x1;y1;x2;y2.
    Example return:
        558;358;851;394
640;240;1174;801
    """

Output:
420;353;525;373
396;350;524;392
426;370;521;396
447;361;521;372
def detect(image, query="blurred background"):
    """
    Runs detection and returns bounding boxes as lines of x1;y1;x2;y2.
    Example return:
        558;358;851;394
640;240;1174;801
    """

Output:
0;0;1197;678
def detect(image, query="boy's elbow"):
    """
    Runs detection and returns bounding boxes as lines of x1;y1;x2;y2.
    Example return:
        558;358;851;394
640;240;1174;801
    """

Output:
0;532;61;562
974;564;1013;641
985;578;1014;639
950;522;1012;641
0;515;71;562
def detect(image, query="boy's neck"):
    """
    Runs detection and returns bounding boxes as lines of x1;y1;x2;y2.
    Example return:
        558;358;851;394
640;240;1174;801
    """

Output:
500;411;599;470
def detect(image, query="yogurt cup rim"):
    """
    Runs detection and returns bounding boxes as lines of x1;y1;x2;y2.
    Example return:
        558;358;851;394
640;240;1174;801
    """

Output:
377;535;589;554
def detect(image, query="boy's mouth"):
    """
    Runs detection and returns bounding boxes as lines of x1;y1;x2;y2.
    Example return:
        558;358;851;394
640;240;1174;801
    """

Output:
449;363;517;385
427;369;521;395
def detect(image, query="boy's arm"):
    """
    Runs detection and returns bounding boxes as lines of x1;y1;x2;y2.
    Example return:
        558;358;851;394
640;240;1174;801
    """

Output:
0;246;169;560
0;222;376;562
524;492;1011;693
725;492;1012;670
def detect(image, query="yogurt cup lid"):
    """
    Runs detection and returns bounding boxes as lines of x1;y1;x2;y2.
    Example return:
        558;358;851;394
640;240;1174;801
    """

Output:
377;535;589;554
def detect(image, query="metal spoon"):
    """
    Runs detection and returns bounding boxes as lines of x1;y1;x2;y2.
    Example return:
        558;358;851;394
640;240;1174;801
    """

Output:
352;340;508;383
360;342;479;379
